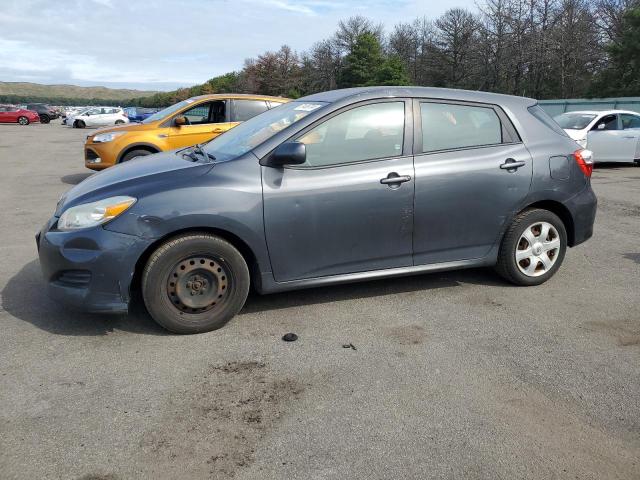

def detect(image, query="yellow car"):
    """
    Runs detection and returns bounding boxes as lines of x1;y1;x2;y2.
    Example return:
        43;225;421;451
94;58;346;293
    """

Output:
84;94;289;170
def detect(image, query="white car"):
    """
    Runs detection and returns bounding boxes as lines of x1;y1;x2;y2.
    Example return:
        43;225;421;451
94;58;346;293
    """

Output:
69;107;129;128
554;110;640;164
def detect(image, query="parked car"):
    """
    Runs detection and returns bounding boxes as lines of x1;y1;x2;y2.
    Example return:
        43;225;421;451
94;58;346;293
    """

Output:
38;86;597;334
554;110;640;164
123;106;160;123
25;103;59;124
69;107;129;129
83;94;289;170
0;105;39;125
61;107;88;125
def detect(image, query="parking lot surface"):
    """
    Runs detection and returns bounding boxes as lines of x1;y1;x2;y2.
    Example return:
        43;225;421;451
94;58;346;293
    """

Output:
1;124;639;479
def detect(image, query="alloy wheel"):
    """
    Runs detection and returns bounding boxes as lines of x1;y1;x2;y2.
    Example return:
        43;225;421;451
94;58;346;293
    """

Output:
515;221;561;277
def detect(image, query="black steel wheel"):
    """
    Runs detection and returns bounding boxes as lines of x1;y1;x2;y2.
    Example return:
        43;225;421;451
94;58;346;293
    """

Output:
142;233;250;334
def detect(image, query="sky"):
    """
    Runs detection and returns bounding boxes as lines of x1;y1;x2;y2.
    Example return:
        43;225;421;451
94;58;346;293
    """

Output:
0;0;476;92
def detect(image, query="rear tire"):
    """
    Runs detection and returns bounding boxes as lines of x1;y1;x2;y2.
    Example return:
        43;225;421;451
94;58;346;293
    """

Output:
495;208;567;286
74;120;86;128
120;149;152;163
115;119;124;125
39;114;50;124
142;234;250;334
17;116;29;125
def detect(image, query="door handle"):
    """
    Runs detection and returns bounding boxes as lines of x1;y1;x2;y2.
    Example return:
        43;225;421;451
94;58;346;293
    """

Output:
500;158;526;170
622;136;636;139
380;172;411;187
211;127;224;133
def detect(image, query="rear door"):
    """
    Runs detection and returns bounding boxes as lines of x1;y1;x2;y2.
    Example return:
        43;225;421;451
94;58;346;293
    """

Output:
262;100;414;282
413;100;533;265
0;107;8;123
619;113;640;162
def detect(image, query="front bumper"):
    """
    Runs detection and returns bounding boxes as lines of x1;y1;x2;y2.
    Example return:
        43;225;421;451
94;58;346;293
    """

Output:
85;143;117;170
36;218;151;313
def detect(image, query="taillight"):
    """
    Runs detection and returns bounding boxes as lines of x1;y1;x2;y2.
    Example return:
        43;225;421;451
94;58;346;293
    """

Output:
573;149;594;178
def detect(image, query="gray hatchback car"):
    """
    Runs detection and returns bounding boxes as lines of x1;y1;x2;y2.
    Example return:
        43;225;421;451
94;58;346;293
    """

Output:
37;87;597;333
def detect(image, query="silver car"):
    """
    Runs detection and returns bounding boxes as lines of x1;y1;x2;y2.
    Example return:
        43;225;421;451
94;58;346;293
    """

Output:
554;110;640;164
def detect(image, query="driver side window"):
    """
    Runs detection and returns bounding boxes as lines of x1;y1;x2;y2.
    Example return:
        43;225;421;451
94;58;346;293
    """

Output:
297;102;405;167
180;101;227;125
593;114;618;131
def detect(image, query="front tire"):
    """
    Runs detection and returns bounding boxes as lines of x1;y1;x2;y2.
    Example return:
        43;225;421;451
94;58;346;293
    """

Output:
17;116;29;125
495;208;567;286
39;114;50;124
120;149;152;163
115;119;124;125
142;234;250;334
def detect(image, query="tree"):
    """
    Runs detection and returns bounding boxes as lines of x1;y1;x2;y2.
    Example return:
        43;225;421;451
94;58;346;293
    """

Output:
339;32;385;87
590;6;640;96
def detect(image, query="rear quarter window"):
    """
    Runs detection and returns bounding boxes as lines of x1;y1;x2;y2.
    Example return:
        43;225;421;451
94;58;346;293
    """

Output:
529;105;568;137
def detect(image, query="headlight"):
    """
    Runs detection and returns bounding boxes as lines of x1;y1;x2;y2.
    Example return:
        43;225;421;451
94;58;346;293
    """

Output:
58;196;136;230
93;132;126;143
576;138;587;148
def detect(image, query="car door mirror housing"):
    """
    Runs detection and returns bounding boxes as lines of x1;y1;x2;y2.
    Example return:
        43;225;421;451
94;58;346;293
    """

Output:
596;123;605;130
264;142;306;167
174;115;188;127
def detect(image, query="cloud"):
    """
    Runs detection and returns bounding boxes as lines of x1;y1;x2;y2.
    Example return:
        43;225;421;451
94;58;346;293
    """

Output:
0;0;477;90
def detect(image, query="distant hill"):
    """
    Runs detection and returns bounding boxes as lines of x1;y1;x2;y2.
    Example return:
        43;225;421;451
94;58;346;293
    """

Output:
0;82;158;105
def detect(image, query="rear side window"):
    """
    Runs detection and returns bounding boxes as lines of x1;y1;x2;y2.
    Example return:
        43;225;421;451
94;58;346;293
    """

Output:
421;102;502;152
232;100;269;122
621;113;640;129
528;105;568;136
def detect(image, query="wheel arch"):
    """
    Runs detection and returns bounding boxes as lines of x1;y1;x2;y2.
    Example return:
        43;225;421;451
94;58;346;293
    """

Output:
517;200;576;246
117;143;161;163
130;226;261;299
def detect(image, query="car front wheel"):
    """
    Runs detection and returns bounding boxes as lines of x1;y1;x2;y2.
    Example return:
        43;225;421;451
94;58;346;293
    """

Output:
495;208;567;286
142;234;250;334
39;114;50;124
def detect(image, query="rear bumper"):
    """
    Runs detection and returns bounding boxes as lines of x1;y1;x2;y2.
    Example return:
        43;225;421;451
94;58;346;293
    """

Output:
566;184;597;246
36;218;151;313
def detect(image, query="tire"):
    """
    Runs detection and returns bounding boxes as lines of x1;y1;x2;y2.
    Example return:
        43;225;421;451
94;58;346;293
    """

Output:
74;120;86;128
141;234;250;334
17;116;29;125
39;114;50;124
115;119;124;125
495;208;567;286
120;149;152;163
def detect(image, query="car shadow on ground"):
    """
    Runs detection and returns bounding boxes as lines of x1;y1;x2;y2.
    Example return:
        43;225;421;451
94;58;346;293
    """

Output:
1;260;166;336
61;172;93;185
3;259;507;336
594;162;639;170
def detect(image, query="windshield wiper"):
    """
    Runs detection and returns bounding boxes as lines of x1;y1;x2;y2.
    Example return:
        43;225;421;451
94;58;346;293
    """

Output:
181;143;216;163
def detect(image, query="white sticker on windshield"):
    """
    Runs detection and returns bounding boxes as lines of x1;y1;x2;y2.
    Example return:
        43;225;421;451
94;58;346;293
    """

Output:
294;103;322;112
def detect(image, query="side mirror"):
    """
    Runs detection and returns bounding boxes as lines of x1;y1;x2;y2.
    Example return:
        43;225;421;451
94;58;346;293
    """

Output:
174;115;188;126
596;123;605;130
264;142;306;167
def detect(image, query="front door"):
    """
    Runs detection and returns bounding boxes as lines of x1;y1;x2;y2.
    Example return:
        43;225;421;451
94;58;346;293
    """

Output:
167;100;235;149
587;114;627;162
263;100;414;282
413;100;533;265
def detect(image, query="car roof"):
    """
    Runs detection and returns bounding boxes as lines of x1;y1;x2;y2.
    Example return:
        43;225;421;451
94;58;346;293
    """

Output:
188;93;290;102
299;86;536;107
561;110;640;116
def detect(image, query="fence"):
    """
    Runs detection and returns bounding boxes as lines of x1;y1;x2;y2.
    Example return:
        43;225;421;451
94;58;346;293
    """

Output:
538;97;640;117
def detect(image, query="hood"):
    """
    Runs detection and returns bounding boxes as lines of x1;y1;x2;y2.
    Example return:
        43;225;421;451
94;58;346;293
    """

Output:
88;122;157;138
56;150;214;215
563;129;586;141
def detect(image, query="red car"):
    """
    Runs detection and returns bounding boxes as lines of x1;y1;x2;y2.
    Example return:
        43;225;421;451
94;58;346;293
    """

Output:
0;106;40;125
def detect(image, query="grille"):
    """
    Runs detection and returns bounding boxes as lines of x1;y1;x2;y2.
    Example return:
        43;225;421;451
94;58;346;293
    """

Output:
54;270;91;288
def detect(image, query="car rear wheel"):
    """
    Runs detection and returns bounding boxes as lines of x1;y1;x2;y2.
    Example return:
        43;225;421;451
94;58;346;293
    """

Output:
495;208;567;286
120;149;153;163
74;120;86;128
39;114;50;124
115;120;124;124
17;116;29;125
142;234;250;334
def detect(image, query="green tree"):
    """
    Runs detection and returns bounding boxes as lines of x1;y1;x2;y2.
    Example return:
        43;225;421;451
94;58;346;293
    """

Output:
339;32;384;87
376;55;411;85
590;6;640;96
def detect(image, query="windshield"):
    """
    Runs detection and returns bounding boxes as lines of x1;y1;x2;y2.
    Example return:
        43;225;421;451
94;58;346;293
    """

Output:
554;112;597;130
142;99;193;124
203;101;328;161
